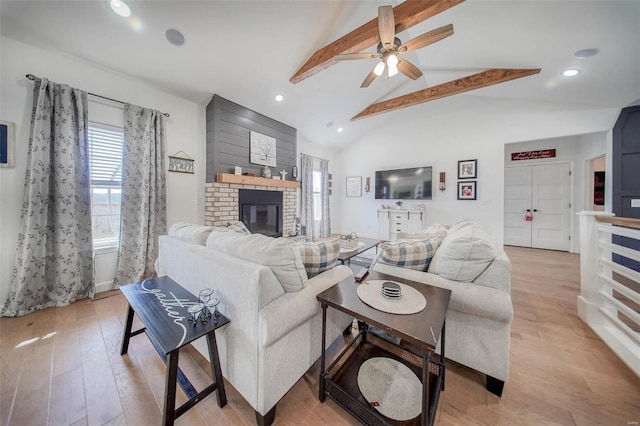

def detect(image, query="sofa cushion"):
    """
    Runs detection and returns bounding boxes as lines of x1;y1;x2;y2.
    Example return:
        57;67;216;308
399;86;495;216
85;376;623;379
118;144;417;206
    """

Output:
168;222;215;245
207;230;307;292
428;221;497;282
372;262;513;323
297;240;340;278
375;238;442;271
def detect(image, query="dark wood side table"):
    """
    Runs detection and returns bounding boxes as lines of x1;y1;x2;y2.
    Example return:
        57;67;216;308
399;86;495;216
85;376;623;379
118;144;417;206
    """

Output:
317;271;451;426
120;276;229;426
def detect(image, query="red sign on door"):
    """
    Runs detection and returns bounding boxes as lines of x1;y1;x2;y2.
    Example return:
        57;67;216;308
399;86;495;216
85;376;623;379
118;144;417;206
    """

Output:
511;149;557;161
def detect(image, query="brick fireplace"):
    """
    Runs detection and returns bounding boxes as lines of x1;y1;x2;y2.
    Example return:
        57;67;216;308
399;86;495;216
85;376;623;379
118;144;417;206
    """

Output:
204;180;297;237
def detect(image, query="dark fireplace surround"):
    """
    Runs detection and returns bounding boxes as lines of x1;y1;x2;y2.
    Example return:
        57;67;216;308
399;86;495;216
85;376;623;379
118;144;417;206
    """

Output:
239;189;283;237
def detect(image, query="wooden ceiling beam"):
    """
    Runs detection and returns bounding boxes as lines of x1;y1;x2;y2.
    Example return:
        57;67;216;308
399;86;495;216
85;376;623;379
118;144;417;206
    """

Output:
351;68;541;120
289;0;466;84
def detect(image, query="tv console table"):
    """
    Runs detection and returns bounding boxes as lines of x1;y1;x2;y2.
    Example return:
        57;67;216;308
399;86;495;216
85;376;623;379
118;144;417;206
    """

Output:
377;209;425;240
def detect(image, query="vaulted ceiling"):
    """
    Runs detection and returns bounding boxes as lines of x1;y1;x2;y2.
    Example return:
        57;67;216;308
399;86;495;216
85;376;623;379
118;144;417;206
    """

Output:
1;0;639;147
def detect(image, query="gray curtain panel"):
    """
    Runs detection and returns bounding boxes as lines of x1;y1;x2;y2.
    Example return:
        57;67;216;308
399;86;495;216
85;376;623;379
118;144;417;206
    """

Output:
113;104;166;286
2;78;94;317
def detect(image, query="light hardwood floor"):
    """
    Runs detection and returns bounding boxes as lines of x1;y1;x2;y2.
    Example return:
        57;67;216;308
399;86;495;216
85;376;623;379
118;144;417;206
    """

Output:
1;246;639;425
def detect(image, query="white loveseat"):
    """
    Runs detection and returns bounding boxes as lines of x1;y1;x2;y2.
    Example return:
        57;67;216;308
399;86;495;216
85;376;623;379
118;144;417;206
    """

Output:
372;220;513;396
156;224;352;425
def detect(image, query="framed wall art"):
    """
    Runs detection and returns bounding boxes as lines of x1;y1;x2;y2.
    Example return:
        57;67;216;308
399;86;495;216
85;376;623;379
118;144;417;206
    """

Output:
250;131;276;167
0;120;15;168
457;181;477;200
168;151;195;174
346;176;362;197
458;159;477;179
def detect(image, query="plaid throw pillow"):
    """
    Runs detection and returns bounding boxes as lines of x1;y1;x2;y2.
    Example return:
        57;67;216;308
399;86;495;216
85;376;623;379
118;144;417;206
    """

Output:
376;238;442;271
297;240;341;278
225;221;251;234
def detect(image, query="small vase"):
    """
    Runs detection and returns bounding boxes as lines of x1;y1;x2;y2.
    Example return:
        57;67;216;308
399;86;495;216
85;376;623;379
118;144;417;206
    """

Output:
263;166;271;178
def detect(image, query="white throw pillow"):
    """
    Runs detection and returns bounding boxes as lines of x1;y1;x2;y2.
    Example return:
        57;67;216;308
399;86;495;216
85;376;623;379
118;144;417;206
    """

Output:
168;222;215;245
428;221;497;282
207;230;307;292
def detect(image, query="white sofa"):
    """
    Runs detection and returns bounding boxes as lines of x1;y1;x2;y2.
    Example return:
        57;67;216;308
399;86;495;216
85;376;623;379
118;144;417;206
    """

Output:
156;224;352;425
372;220;513;396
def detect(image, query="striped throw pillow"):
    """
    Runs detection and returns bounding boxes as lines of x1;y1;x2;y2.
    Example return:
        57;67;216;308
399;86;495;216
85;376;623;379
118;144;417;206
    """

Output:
376;238;442;271
297;240;341;278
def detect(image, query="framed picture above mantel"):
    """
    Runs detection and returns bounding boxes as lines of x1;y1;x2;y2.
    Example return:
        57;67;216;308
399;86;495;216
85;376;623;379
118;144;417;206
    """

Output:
250;131;276;167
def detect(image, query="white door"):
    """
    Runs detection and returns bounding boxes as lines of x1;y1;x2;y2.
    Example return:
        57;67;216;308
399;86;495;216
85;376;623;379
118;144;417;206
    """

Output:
504;167;533;247
504;163;571;251
531;164;571;250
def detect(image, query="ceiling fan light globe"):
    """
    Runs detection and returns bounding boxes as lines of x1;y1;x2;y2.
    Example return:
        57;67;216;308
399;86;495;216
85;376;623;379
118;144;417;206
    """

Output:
110;0;131;17
373;62;386;76
387;54;398;67
388;63;399;77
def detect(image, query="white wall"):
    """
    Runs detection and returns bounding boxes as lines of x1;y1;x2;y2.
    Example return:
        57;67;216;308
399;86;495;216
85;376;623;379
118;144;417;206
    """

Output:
579;131;612;211
332;98;619;247
0;36;205;302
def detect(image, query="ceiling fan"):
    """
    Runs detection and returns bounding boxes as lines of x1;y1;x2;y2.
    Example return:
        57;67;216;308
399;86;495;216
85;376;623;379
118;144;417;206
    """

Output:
335;5;454;88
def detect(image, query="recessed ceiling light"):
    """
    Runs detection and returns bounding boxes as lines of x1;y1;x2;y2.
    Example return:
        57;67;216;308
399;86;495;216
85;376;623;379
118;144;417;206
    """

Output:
274;94;284;102
563;69;580;77
575;48;600;58
110;0;131;17
165;29;185;46
337;127;343;133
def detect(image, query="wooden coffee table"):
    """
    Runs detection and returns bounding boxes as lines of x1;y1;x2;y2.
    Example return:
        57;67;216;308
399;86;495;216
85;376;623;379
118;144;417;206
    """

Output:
316;271;451;426
337;237;380;265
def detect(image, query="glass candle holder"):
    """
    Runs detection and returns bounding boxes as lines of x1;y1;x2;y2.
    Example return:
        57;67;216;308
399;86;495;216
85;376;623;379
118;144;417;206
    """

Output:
188;304;204;325
198;288;213;304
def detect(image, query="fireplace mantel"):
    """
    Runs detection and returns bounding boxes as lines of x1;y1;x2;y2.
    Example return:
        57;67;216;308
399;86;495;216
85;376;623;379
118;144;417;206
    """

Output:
217;173;300;189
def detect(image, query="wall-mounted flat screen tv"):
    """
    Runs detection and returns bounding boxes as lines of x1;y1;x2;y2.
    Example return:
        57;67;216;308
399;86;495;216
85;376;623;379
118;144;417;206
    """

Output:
375;166;432;200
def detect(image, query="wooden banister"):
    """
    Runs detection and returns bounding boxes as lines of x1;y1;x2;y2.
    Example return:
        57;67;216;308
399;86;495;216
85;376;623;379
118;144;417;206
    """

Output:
595;216;640;230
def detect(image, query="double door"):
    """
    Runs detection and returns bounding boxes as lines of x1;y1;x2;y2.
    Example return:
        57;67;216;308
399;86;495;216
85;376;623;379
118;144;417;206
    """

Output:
504;163;571;251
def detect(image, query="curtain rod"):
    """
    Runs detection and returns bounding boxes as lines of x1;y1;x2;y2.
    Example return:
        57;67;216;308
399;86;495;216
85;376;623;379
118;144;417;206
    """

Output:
299;152;328;162
25;74;170;118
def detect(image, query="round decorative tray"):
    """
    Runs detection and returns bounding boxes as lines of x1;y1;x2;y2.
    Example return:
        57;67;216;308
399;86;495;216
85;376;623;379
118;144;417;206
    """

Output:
356;280;426;314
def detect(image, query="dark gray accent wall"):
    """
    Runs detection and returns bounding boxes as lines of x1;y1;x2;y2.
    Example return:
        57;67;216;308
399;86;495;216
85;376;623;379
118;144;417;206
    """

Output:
206;95;297;182
612;106;640;272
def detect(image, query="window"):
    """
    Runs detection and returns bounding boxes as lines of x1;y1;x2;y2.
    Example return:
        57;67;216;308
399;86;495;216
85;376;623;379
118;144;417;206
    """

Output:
312;170;322;222
88;123;123;248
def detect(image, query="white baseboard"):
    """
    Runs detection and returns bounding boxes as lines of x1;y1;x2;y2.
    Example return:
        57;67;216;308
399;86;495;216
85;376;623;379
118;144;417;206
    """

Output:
95;281;113;294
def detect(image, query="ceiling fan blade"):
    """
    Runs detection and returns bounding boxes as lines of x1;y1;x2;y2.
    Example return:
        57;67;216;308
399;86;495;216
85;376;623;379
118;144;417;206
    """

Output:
397;59;423;80
335;53;380;61
361;67;379;88
399;23;454;54
378;5;395;49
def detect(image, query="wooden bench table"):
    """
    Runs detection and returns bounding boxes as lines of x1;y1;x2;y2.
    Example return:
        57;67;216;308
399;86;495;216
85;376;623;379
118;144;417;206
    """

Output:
120;276;229;426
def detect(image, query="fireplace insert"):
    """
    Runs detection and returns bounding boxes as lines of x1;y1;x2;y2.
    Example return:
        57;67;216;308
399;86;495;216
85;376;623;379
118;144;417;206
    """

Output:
239;189;283;237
